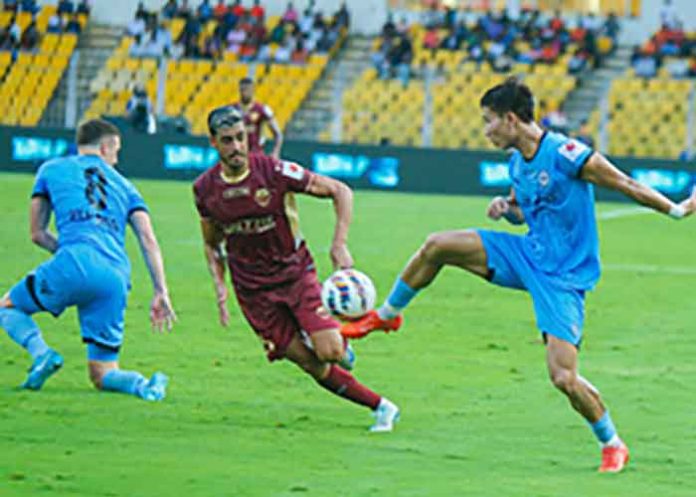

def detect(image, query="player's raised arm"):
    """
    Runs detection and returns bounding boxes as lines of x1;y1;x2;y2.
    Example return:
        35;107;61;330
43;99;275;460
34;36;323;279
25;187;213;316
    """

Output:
199;216;230;327
580;152;696;219
30;196;58;253
486;188;525;225
129;211;176;332
305;173;354;269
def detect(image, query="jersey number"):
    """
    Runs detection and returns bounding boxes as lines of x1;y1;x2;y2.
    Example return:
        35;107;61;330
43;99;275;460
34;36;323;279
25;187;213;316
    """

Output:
84;167;108;210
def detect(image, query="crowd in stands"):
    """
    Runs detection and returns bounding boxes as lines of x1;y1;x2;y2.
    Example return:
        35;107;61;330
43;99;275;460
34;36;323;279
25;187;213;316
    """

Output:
630;1;695;78
0;1;89;53
373;6;620;86
127;0;349;63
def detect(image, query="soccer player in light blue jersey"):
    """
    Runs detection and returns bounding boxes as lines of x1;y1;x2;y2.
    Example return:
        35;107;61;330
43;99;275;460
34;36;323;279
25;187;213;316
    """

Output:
0;119;176;400
342;78;696;472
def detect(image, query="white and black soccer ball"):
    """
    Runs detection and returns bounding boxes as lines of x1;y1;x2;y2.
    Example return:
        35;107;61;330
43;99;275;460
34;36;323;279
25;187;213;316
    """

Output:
321;269;377;319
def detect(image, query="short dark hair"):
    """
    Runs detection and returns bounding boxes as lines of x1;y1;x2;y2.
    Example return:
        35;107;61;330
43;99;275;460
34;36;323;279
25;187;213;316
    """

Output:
207;105;244;135
480;77;535;123
76;119;121;146
239;77;253;86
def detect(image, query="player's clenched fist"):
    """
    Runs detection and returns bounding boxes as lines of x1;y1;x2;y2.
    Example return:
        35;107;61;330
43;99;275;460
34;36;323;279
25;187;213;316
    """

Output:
487;196;511;220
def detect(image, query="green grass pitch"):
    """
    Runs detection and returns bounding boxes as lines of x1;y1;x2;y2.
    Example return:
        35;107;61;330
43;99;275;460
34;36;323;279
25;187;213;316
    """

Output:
1;172;694;496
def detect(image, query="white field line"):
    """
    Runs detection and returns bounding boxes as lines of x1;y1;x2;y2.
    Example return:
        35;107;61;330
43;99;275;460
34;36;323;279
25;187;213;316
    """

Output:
597;206;651;220
604;263;696;275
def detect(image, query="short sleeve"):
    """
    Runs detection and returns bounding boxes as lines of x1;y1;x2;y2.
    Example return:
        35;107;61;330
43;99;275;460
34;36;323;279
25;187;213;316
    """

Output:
261;104;274;120
556;138;594;177
31;164;50;199
193;180;212;218
126;182;149;217
276;159;311;192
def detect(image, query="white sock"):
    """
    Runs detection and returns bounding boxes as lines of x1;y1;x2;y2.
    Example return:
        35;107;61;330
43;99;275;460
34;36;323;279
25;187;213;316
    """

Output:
377;303;399;320
603;434;622;448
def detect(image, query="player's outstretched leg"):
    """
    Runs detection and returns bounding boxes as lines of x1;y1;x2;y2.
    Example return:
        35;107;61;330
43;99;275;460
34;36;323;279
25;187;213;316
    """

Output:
88;344;168;402
546;336;629;473
0;296;63;390
342;230;489;339
285;332;400;432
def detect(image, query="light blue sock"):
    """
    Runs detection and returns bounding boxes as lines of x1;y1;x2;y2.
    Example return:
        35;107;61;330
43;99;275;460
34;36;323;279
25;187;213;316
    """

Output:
0;308;50;360
589;411;618;444
102;369;147;398
377;277;419;319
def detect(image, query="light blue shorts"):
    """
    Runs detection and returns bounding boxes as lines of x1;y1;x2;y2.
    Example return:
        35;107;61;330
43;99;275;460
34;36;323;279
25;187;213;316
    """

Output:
477;230;585;346
9;246;128;359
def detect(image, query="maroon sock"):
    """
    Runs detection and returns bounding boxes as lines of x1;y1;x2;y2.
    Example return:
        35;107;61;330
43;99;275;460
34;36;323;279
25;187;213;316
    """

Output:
317;364;381;410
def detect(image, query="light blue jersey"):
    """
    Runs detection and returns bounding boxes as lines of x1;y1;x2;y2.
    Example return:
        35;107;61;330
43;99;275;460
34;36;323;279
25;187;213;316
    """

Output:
477;131;597;345
8;154;149;356
509;131;599;290
32;154;148;281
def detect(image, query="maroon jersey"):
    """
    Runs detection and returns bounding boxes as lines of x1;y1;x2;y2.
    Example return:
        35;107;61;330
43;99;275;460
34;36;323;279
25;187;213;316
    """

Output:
193;154;315;290
232;101;273;153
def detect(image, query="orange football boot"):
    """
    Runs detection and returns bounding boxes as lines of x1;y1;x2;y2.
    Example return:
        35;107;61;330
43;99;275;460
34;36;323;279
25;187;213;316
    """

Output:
598;442;630;473
341;310;403;339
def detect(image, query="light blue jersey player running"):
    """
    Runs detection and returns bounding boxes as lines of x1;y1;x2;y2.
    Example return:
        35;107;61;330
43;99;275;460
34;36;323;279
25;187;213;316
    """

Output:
342;78;696;472
0;119;176;401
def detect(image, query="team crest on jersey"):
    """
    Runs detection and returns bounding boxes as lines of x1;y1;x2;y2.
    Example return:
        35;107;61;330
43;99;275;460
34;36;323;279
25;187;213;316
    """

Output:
538;170;550;187
254;188;271;207
558;139;589;162
281;161;304;181
249;111;260;123
223;186;250;199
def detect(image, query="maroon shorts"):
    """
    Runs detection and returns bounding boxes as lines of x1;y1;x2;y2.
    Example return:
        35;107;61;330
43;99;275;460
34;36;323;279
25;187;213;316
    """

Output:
234;270;339;361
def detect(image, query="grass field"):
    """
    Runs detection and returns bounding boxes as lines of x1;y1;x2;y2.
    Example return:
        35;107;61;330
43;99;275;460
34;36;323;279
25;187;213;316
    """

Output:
1;172;694;497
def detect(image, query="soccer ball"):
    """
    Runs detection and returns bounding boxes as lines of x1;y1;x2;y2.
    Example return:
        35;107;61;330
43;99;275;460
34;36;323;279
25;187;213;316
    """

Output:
321;269;377;319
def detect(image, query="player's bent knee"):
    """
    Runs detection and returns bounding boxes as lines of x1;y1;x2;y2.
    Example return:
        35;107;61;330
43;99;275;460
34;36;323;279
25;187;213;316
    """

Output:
421;233;447;261
0;293;14;308
315;343;344;363
549;368;577;393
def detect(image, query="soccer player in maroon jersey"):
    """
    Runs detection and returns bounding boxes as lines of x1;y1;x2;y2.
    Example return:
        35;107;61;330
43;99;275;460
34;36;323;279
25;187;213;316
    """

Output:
231;77;283;159
192;106;399;431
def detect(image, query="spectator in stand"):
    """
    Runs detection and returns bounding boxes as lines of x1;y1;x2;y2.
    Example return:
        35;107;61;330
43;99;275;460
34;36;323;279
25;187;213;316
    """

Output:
198;0;213;22
291;37;308;63
440;27;460;51
256;40;271;62
549;10;563;32
0;27;12;49
135;1;148;20
423;27;439;51
65;14;82;34
213;0;226;20
8;15;20;44
162;0;178;20
20;18;39;49
231;0;246;18
299;8;314;35
250;0;264;20
632;45;658;78
269;19;286;44
127;84;156;134
77;0;90;16
184;31;202;57
274;39;292;63
568;46;590;74
316;25;336;52
3;0;18;13
47;13;62;33
660;0;680;30
176;0;192;18
604;12;620;43
334;2;349;30
21;0;38;14
129;33;148;57
226;22;246;54
282;2;298;24
57;0;75;15
422;3;442;30
127;11;146;37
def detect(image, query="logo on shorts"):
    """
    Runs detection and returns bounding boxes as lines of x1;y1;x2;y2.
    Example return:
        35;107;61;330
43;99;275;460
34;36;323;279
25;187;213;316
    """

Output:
261;338;276;354
254;188;271;207
316;305;331;320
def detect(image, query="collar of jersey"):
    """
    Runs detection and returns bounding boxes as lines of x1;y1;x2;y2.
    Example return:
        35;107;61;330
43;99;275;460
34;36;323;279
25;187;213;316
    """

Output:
219;166;250;184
